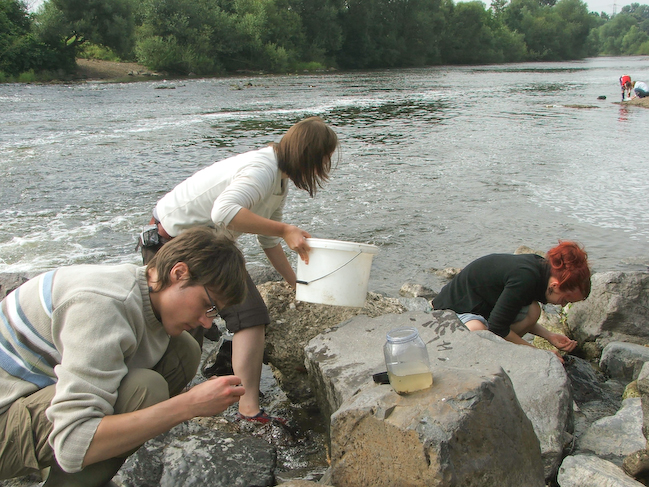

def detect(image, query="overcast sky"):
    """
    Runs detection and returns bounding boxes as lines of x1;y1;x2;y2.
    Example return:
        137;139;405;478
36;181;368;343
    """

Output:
25;0;639;18
585;0;636;14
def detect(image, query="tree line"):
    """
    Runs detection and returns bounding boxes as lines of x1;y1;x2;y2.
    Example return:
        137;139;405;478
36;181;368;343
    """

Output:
1;0;648;81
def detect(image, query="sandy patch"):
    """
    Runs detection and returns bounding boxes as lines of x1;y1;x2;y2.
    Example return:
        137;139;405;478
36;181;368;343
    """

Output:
75;58;161;81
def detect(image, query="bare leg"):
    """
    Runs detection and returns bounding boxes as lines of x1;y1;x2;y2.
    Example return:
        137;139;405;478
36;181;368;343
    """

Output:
464;319;488;331
231;324;265;416
509;302;541;338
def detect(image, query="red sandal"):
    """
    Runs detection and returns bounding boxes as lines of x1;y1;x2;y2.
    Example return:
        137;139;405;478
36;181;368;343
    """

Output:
235;409;287;426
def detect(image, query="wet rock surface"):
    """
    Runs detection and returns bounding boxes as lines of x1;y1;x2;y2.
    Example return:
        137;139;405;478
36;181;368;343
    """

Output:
116;421;276;487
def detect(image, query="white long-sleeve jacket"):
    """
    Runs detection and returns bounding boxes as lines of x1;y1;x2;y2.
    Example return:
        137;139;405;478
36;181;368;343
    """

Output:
155;146;288;249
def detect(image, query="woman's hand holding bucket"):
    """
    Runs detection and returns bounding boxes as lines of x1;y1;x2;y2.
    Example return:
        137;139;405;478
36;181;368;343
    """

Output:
283;225;312;264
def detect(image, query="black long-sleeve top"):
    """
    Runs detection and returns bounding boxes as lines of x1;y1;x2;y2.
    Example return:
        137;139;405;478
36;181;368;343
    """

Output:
432;253;551;338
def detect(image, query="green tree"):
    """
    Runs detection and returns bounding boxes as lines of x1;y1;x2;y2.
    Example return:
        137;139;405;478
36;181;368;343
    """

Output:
441;1;499;64
290;0;342;65
136;0;307;74
502;0;591;60
620;2;649;21
597;12;637;54
553;0;592;58
337;0;447;69
36;0;137;58
0;0;75;77
135;0;235;74
621;24;649;52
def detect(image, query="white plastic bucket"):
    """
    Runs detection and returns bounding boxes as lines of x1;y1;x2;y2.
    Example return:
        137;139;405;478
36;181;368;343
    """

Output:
296;238;379;307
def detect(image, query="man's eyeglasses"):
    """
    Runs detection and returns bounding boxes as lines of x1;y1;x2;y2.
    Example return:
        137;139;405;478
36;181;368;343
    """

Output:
204;286;220;318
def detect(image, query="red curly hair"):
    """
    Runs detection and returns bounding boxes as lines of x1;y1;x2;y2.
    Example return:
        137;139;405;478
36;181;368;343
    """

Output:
546;241;591;297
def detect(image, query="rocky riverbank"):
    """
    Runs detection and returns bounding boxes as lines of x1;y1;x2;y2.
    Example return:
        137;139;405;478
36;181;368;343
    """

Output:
0;256;648;487
621;96;649;108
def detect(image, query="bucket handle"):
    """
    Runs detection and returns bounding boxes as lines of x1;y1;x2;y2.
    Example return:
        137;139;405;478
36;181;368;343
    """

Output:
296;250;363;285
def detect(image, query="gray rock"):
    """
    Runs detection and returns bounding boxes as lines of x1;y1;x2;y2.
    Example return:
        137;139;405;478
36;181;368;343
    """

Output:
638;362;649;395
564;356;616;407
600;342;649;383
0;272;29;299
576;398;646;466
623;449;649;482
276;481;333;487
566;272;649;360
564;355;622;442
644;395;649;442
329;366;544;487
514;245;545;256
0;474;41;487
305;310;572;480
557;454;645;487
397;296;433;312
398;283;436;299
116;421;276;487
432;267;461;280
248;265;283;285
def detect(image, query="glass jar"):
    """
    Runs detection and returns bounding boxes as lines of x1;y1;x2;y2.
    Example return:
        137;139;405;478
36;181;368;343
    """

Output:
383;326;432;394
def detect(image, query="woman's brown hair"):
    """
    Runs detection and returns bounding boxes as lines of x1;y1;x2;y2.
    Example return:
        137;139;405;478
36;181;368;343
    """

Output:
274;116;339;197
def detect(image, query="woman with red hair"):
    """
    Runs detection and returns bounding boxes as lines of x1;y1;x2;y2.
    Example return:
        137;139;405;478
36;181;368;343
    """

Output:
432;241;590;362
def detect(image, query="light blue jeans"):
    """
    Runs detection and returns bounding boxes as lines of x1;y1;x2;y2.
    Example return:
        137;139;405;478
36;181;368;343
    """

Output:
457;305;530;328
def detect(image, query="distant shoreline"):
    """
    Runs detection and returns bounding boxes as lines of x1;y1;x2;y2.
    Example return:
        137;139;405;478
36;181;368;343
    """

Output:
72;61;649;111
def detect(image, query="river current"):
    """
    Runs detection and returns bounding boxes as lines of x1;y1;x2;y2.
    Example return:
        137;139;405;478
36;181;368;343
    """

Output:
1;56;648;296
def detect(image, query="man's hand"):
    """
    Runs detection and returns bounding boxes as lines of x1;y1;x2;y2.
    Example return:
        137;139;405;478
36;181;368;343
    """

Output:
185;375;246;418
282;225;311;263
84;375;246;468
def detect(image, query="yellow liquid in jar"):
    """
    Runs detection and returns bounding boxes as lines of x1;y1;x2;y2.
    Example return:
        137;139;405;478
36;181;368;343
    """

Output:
387;363;433;394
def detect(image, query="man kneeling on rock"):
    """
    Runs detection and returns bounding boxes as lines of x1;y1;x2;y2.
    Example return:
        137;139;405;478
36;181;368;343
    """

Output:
433;241;591;363
0;227;247;486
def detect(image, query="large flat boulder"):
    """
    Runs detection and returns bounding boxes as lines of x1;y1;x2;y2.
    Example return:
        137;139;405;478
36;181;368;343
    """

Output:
329;365;544;487
304;310;572;480
557;454;645;487
566;272;649;360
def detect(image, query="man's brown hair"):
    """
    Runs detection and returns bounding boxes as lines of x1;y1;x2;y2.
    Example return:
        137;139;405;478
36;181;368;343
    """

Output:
147;226;247;308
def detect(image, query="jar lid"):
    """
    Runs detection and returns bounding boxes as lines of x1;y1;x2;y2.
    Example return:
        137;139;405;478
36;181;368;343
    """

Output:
386;326;419;343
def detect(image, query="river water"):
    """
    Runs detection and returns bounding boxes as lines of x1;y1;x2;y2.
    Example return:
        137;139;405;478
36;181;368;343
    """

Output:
2;56;648;296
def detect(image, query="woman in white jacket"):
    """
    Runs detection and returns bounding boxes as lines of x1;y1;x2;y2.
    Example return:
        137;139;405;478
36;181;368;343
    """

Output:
142;116;339;423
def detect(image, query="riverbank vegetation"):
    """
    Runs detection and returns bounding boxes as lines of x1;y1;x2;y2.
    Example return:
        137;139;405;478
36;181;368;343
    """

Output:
1;0;648;81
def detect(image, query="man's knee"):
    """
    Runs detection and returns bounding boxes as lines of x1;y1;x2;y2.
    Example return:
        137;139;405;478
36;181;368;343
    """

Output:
114;369;170;414
154;332;201;397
